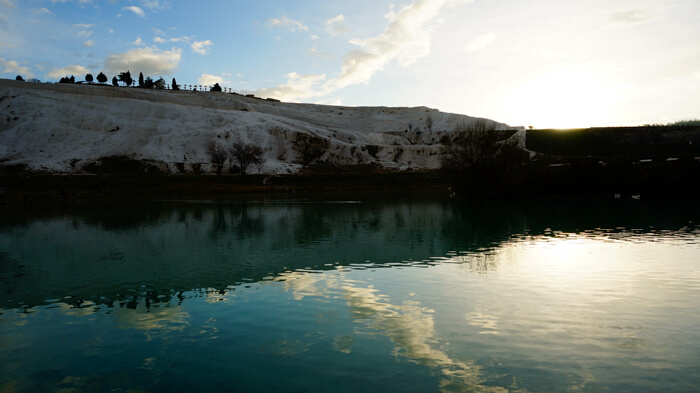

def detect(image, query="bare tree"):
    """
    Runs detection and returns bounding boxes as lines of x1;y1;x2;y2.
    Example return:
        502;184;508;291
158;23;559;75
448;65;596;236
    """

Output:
229;141;264;175
206;141;229;175
441;120;499;170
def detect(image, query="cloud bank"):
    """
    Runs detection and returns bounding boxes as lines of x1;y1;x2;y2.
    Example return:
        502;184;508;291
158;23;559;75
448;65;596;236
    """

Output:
47;64;89;78
1;57;32;77
104;47;181;76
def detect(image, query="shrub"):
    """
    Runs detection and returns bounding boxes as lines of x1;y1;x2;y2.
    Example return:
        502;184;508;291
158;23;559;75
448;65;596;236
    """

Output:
441;120;500;170
206;141;229;175
229;141;264;175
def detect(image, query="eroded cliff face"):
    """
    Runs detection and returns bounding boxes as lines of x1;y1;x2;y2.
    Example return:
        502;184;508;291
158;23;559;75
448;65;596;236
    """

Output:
0;79;513;174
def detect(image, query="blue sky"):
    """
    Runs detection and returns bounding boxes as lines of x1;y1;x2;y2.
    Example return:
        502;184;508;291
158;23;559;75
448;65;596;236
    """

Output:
1;0;699;128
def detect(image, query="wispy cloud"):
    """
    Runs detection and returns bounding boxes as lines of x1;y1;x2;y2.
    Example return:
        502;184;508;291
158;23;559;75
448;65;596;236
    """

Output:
140;0;169;11
33;8;54;15
329;0;459;90
608;9;659;26
256;0;466;102
268;16;308;32
326;14;348;36
50;0;94;4
123;6;145;18
153;35;189;44
0;0;17;9
83;39;94;47
152;33;212;55
463;32;494;52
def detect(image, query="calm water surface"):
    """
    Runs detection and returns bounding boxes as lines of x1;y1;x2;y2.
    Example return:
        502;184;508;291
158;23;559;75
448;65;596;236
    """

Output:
1;193;699;392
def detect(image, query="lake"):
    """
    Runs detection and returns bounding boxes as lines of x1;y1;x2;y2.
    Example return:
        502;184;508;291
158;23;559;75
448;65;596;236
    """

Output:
1;192;699;392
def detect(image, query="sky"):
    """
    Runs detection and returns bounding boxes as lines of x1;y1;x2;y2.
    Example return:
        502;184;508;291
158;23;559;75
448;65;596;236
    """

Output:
1;0;699;129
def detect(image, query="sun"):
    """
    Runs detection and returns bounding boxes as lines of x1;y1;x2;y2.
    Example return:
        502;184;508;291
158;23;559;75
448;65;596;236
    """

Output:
504;67;618;129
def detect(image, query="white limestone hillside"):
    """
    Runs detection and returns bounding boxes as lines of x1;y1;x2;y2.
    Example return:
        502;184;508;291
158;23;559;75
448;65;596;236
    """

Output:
0;79;519;174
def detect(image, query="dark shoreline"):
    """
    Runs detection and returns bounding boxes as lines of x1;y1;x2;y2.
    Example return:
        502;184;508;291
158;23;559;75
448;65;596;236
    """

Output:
0;171;450;205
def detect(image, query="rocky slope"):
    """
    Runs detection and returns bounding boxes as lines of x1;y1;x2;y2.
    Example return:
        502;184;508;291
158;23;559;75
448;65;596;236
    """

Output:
0;79;518;174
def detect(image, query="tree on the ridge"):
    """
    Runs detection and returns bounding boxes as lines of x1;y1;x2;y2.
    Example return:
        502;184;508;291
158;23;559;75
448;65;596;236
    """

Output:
112;76;118;86
85;73;94;83
69;75;75;83
15;75;24;81
426;114;433;132
154;77;166;90
229;141;264;175
118;71;132;87
143;76;154;89
138;72;144;88
96;72;108;84
206;141;229;175
210;83;222;92
172;77;180;91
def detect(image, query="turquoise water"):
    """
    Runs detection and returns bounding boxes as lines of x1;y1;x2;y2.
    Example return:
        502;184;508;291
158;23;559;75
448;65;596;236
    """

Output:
1;193;699;392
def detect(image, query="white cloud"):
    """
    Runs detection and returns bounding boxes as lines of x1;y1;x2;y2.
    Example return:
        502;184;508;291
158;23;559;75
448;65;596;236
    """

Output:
47;64;89;79
268;16;308;32
152;27;165;36
83;39;95;47
0;0;17;9
151;33;212;55
77;30;93;37
463;32;494;52
73;23;94;28
104;46;181;76
308;45;332;59
328;0;457;91
34;8;54;14
123;6;145;18
326;14;348;36
608;9;659;26
254;0;473;102
151;35;189;44
190;40;212;55
133;36;144;46
0;57;32;77
140;0;169;10
253;72;327;102
198;73;230;86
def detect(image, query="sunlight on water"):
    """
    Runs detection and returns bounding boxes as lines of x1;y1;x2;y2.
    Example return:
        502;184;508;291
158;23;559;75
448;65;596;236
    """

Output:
1;195;699;392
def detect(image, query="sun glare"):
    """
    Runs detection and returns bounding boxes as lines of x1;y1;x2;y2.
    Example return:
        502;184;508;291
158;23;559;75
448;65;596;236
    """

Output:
504;67;617;129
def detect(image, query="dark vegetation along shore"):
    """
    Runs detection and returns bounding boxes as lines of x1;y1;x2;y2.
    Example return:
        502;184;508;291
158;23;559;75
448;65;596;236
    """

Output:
447;124;700;198
2;124;700;204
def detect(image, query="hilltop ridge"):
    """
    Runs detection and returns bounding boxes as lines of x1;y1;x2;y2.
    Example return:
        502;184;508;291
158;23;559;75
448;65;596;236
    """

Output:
0;79;515;174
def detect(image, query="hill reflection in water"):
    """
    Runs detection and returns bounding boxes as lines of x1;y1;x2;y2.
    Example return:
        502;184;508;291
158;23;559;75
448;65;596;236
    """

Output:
2;193;698;311
2;193;700;392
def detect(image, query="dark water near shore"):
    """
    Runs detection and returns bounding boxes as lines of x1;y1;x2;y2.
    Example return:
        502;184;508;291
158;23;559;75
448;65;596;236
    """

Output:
1;192;699;392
